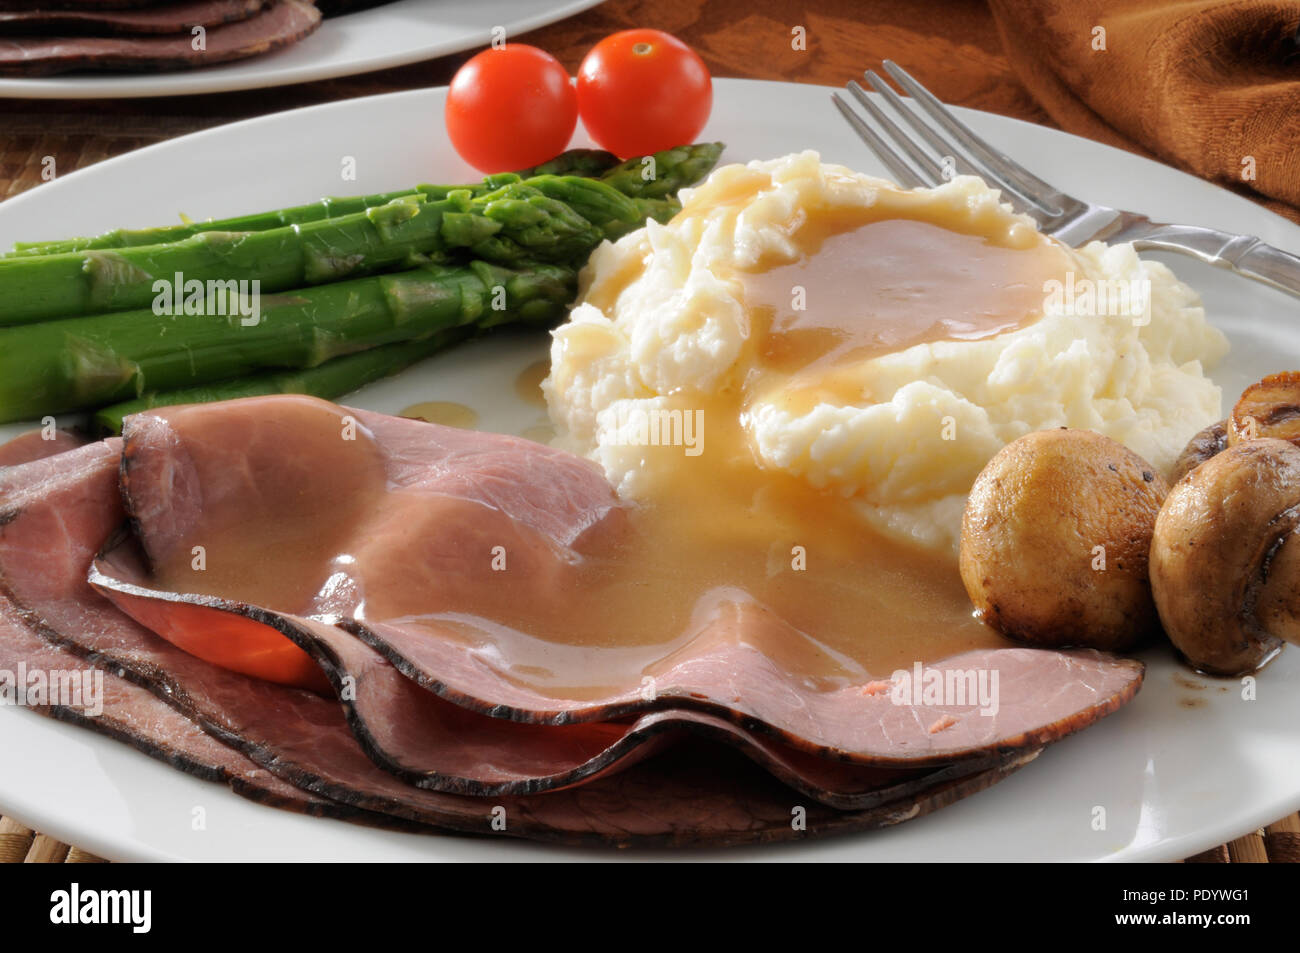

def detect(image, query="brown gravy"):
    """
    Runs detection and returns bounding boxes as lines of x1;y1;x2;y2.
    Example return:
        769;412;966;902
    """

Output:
514;360;550;408
735;212;1074;414
744;217;1068;375
519;422;556;444
400;400;479;429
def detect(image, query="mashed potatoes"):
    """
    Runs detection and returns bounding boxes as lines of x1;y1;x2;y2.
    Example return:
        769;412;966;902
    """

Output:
544;151;1228;554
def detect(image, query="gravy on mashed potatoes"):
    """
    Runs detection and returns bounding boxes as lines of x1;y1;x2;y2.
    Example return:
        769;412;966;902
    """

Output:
546;151;1228;556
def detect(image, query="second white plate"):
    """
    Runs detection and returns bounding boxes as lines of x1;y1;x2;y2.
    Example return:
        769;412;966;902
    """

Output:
0;0;605;99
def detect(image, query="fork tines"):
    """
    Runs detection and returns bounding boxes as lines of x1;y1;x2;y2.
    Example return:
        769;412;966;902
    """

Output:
833;60;1064;217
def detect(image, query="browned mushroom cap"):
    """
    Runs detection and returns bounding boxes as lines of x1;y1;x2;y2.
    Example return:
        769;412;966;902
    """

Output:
1170;419;1227;484
959;428;1168;652
1229;372;1300;447
1150;437;1300;676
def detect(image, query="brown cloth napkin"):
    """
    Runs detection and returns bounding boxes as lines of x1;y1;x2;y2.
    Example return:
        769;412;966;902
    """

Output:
987;0;1300;224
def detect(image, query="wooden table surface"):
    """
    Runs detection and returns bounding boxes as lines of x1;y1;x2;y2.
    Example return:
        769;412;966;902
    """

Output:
0;0;1295;863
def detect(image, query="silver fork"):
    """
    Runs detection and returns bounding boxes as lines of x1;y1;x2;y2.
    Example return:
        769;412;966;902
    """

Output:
833;60;1300;300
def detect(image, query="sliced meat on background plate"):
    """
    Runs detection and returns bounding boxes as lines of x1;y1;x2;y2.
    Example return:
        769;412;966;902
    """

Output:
0;0;169;9
0;0;319;74
0;440;1039;845
96;396;1144;770
0;0;268;35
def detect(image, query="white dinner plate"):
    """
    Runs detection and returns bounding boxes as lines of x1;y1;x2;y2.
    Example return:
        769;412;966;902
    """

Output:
1;79;1299;862
0;0;604;99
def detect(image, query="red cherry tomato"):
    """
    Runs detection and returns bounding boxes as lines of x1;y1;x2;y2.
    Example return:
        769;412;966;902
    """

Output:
445;44;578;173
577;29;712;158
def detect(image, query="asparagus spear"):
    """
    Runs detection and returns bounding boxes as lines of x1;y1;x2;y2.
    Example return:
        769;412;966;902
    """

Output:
524;148;620;179
0;177;619;327
6;149;624;258
5;144;720;259
599;142;725;200
0;260;575;423
91;325;476;435
7;188;429;259
528;143;721;234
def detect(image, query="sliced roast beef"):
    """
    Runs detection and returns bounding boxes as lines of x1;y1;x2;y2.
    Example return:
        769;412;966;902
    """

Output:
101;396;1143;773
0;396;1145;845
0;0;319;75
0;0;267;35
33;440;1008;810
0;436;1042;844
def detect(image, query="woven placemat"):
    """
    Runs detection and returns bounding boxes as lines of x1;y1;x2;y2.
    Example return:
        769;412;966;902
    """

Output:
0;816;106;863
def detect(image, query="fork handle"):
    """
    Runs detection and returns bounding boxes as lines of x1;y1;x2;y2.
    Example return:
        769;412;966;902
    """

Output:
1129;224;1300;301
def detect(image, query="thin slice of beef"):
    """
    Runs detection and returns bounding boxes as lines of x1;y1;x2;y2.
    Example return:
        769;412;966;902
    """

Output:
106;396;1144;772
0;0;319;75
0;436;1037;845
0;0;267;35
